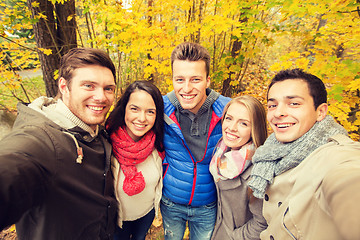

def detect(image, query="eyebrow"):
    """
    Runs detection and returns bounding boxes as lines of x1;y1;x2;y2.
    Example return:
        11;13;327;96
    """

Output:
268;95;305;101
80;80;96;84
226;113;250;122
173;75;203;78
129;103;156;110
79;80;116;87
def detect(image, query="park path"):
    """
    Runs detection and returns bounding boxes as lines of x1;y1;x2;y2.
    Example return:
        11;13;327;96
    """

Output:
18;68;42;78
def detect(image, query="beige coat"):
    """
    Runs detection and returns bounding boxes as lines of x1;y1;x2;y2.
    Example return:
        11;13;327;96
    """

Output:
261;135;360;240
212;165;267;240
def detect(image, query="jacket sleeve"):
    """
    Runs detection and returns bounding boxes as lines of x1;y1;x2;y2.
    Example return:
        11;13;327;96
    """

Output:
0;127;54;230
231;191;267;240
322;161;360;240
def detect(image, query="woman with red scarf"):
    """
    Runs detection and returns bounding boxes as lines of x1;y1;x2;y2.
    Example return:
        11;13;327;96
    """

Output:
106;81;164;240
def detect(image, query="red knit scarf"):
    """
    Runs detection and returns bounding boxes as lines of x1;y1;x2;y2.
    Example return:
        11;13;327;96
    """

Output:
110;126;155;196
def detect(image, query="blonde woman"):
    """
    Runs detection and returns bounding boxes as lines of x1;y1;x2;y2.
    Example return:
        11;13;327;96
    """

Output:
210;95;268;240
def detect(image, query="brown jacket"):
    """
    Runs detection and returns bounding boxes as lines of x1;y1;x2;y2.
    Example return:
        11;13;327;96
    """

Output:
212;165;267;240
261;135;360;240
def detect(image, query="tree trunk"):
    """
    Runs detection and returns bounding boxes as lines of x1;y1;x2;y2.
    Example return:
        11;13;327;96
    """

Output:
55;0;77;56
147;0;154;82
221;39;242;97
27;0;77;97
221;11;248;97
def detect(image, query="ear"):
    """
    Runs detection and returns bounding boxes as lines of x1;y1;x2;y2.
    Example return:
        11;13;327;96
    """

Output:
58;77;69;95
206;76;211;88
316;103;328;122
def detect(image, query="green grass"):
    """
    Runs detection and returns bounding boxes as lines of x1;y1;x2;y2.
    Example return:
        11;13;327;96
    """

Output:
0;73;45;111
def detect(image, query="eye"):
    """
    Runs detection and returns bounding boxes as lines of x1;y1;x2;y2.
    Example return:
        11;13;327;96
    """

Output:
289;102;300;106
84;84;94;89
267;103;277;109
174;78;184;82
148;110;156;115
192;78;201;82
105;87;115;93
240;122;248;127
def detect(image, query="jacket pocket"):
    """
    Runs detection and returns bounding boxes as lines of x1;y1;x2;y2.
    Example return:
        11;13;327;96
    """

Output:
282;207;299;240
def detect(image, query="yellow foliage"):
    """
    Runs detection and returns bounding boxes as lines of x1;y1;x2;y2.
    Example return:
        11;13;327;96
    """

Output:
295;58;310;69
348;79;360;92
67;15;74;22
31;1;40;7
1;0;359;138
38;48;53;56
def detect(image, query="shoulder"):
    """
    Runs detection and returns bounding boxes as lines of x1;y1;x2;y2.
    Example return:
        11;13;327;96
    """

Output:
163;95;175;116
212;94;231;114
314;134;360;161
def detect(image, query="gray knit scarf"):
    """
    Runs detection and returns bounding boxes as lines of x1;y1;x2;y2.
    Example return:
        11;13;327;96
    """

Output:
248;115;348;199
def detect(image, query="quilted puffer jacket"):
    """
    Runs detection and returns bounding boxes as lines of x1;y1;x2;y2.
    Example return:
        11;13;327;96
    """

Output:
162;94;230;206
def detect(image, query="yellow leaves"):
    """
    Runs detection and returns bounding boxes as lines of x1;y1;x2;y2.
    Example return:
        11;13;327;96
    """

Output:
348;78;360;92
230;80;239;87
269;62;282;72
38;48;52;56
67;14;75;22
288;51;300;59
31;1;40;7
152;217;162;228
37;12;48;20
281;61;293;69
9;225;16;232
269;49;310;72
295;58;310;69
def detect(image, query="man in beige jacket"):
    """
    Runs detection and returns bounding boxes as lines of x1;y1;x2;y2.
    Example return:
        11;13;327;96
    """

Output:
249;68;360;240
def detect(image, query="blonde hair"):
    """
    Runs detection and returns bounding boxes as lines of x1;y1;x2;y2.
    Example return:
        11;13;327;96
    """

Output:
222;95;268;148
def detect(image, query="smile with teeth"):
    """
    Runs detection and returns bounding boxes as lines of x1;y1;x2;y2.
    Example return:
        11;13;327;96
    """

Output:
134;123;146;128
276;123;294;128
182;95;195;100
88;106;105;111
225;132;239;140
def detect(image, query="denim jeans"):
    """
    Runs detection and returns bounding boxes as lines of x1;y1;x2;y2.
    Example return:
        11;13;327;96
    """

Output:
160;196;217;240
113;208;155;240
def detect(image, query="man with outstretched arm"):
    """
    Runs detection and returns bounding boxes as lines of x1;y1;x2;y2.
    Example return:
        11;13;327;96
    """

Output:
0;48;118;239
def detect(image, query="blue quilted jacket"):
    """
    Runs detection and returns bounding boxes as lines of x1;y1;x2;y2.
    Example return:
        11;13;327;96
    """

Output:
162;94;230;206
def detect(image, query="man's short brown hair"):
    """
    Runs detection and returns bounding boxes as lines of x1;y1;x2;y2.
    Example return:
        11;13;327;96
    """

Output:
57;48;116;97
171;42;211;77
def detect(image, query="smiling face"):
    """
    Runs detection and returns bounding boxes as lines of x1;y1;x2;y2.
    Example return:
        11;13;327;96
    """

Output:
60;65;116;130
222;102;252;150
125;90;157;142
267;79;327;143
172;60;210;114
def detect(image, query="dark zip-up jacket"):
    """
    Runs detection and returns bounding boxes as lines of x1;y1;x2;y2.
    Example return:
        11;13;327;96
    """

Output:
0;101;117;239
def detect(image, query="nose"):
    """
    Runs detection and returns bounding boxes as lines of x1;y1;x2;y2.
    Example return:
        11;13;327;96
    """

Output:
93;88;107;102
274;103;287;117
228;121;237;131
183;80;192;93
138;111;146;122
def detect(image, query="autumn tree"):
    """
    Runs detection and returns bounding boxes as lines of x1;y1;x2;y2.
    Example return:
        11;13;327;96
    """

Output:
27;0;77;97
1;0;359;139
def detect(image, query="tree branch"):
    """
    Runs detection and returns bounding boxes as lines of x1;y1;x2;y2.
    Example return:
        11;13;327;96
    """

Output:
0;35;37;52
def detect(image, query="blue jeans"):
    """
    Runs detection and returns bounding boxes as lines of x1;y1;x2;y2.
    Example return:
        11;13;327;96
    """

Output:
113;208;155;240
160;196;217;240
